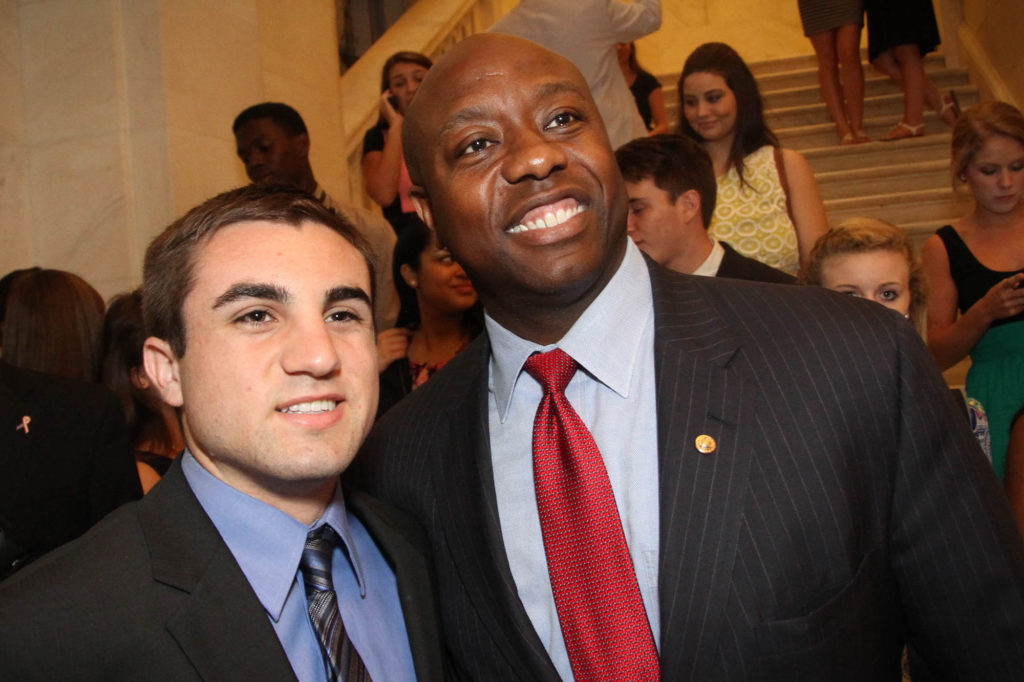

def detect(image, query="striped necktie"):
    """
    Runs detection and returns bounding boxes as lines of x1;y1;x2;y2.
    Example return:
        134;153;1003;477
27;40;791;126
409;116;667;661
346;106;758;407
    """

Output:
299;525;372;682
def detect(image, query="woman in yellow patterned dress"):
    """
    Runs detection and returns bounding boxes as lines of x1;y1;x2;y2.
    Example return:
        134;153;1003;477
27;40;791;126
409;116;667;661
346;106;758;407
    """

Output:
679;42;828;275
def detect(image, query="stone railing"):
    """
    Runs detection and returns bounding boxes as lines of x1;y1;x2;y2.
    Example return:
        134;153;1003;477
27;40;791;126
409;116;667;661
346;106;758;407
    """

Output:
338;0;509;206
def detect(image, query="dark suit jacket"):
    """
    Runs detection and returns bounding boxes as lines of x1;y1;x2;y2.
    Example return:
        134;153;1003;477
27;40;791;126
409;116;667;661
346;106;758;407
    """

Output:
0;458;446;681
0;361;140;563
352;261;1024;680
715;241;796;284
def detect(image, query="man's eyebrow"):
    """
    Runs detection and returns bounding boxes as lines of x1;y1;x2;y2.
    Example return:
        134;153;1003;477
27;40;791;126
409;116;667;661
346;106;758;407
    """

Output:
213;283;290;309
326;285;372;307
438;79;588;136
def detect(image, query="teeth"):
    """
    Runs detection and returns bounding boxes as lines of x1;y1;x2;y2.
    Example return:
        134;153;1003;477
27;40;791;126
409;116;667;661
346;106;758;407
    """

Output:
278;400;337;414
508;203;584;233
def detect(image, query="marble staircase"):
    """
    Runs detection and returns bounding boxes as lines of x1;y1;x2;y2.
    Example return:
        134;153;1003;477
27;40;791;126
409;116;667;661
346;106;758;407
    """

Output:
662;51;977;250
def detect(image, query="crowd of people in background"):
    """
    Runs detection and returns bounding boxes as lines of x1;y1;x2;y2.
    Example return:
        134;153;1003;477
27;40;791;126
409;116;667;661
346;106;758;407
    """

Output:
3;1;1024;678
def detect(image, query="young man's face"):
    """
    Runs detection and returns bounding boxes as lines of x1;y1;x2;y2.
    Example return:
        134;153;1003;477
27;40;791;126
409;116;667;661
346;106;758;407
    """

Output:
406;35;628;330
145;220;378;513
625;177;692;269
234;118;309;188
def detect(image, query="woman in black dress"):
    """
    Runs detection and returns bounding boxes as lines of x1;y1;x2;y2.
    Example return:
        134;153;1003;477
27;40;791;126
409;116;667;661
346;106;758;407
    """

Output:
865;0;960;140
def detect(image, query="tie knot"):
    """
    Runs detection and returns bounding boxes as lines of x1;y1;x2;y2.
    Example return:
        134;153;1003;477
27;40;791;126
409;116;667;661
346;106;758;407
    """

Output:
300;525;338;593
524;348;577;395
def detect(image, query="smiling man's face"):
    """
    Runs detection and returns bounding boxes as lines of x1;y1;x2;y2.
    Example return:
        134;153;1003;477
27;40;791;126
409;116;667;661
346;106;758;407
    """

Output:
404;35;628;342
145;219;378;515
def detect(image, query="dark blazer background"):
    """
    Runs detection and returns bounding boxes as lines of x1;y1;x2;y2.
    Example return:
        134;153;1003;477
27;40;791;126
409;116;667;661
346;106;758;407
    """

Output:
352;262;1024;680
0;360;140;561
0;459;446;681
716;241;796;284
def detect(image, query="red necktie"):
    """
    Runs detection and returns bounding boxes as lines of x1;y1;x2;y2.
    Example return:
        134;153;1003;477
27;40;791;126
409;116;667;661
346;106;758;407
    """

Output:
524;349;660;681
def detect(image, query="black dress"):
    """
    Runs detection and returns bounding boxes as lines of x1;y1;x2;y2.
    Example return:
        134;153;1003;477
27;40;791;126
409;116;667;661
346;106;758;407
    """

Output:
629;68;661;131
865;0;941;61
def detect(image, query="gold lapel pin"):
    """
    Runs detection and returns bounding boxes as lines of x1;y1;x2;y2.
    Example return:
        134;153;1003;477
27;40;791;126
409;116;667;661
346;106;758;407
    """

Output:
15;415;31;434
695;434;716;454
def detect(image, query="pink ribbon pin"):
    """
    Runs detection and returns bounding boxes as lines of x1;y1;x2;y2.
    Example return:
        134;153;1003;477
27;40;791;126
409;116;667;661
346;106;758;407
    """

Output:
15;415;30;434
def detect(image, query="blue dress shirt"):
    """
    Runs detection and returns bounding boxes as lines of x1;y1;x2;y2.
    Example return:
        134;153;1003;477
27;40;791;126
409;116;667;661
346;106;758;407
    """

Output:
182;452;416;682
487;241;661;679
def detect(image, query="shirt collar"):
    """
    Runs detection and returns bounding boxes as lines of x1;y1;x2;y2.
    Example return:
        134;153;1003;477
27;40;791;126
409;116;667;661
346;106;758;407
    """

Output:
181;450;366;621
692;238;725;277
486;240;653;422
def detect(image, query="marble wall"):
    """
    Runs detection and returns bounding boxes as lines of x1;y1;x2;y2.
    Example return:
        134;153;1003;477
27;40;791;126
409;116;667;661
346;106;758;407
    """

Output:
959;0;1024;107
635;0;809;81
2;0;346;300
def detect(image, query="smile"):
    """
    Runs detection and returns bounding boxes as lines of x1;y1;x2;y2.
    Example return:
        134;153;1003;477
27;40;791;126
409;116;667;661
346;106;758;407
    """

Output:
277;399;337;414
507;199;585;234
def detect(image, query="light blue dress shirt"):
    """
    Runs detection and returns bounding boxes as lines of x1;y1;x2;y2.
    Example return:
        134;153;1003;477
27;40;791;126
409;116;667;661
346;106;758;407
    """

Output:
487;241;661;680
182;452;416;682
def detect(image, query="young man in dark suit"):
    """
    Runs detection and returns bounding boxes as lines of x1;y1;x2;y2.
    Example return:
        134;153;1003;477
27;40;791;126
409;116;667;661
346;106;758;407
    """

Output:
616;133;794;284
353;33;1024;680
0;186;444;681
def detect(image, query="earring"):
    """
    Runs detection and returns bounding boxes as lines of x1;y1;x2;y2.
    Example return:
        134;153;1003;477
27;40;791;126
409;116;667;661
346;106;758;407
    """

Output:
409;279;418;287
959;173;967;183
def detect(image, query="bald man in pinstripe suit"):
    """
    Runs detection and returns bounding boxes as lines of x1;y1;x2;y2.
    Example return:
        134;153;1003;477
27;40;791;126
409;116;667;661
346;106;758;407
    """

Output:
352;34;1024;680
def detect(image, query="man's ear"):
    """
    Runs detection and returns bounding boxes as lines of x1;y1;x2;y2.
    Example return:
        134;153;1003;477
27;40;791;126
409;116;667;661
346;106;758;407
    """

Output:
409;186;434;230
675;189;703;225
296;132;311;158
142;337;184;408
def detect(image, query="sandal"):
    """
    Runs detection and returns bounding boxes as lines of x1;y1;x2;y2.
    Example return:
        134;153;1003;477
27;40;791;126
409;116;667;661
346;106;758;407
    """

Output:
939;90;961;125
840;130;871;145
881;121;924;141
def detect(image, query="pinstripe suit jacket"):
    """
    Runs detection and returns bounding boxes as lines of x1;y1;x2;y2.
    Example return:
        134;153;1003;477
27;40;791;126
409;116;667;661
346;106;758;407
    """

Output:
354;261;1024;680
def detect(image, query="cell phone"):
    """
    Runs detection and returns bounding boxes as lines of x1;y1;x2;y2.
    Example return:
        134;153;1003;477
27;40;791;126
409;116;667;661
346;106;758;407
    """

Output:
388;94;399;110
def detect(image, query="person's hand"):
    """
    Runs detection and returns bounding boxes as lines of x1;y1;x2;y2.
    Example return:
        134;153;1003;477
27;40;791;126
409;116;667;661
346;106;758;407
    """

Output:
377;327;411;371
379;89;402;127
976;272;1024;324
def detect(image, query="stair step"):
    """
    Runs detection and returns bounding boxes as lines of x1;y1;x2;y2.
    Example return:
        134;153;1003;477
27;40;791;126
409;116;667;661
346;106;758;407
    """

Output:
802;132;952;173
816;159;951;200
763;87;980;129
761;70;970;109
825;187;971;225
752;52;949;91
664;86;979;131
777;113;956;150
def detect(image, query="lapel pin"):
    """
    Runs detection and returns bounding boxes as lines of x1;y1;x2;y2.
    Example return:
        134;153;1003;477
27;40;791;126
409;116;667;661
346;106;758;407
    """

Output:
695;434;716;454
15;415;31;434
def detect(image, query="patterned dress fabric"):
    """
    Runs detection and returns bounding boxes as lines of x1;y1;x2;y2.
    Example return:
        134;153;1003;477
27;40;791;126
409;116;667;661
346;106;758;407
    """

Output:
709;145;800;275
798;0;864;37
936;225;1024;480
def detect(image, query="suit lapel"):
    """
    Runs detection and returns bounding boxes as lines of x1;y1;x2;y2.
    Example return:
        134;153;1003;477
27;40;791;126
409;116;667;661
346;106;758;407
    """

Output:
346;489;445;681
139;462;298;682
649;265;757;678
431;338;561;680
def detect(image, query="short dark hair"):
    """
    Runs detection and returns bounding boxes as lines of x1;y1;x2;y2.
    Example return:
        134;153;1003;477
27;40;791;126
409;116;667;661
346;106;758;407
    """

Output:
142;184;377;358
232;102;307;137
679;42;778;187
616;134;718;227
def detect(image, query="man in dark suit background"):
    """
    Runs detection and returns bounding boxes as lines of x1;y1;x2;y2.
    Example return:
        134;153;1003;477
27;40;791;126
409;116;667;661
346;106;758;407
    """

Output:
0;186;443;680
616;133;794;284
353;33;1024;680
